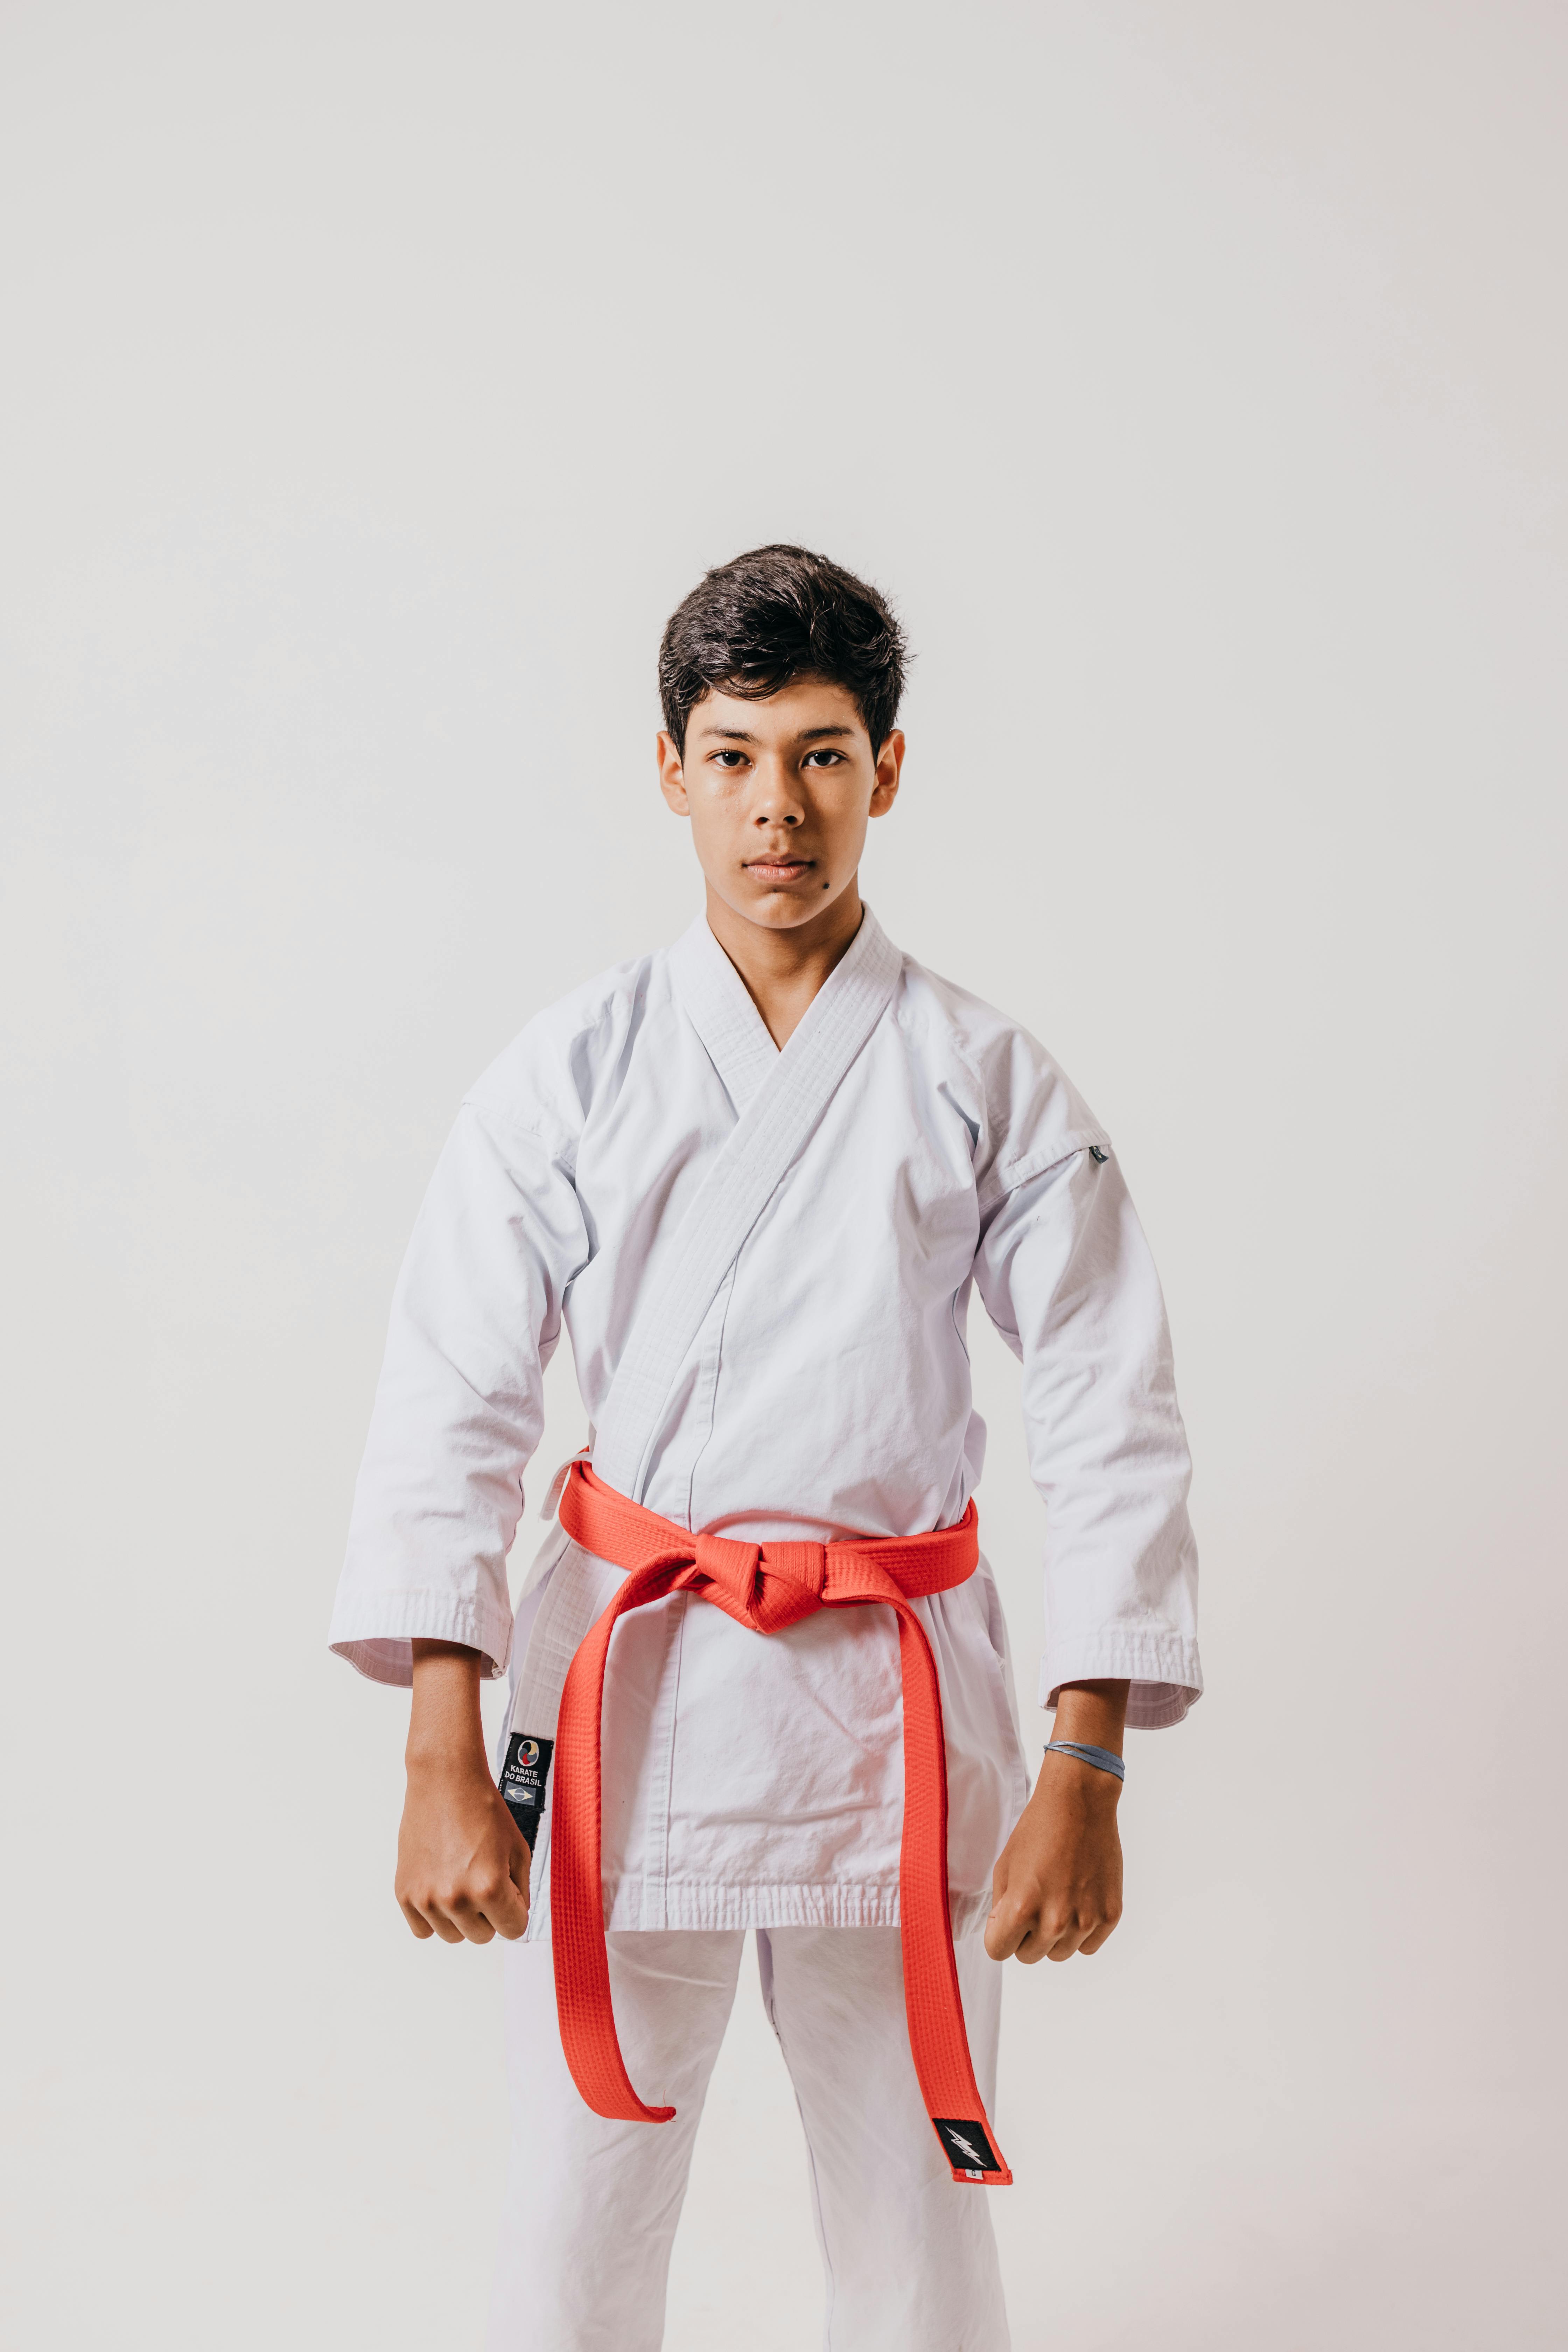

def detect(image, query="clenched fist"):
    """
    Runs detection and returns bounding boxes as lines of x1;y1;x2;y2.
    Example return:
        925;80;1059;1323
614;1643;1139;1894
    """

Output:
985;1679;1128;1966
397;1640;531;1945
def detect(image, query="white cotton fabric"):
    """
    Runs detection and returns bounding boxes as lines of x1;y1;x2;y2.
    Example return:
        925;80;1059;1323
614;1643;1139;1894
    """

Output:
330;907;1201;1930
488;1925;1010;2352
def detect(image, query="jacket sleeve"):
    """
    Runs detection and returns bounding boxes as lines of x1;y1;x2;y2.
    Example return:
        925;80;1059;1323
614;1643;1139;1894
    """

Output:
328;1101;590;1686
972;1144;1202;1729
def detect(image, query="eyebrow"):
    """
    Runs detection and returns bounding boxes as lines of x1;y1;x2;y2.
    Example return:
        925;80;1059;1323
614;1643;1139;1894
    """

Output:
695;723;856;744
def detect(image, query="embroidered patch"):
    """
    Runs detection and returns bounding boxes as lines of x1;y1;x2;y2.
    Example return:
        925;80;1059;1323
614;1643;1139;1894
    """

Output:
499;1733;554;1849
1089;1145;1109;1163
933;2117;1000;2175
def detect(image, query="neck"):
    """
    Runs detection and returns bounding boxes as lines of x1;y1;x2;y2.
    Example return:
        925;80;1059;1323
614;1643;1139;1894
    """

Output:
704;879;865;1049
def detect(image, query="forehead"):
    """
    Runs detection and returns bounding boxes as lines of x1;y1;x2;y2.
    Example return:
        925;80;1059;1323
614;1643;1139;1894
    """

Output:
686;676;866;744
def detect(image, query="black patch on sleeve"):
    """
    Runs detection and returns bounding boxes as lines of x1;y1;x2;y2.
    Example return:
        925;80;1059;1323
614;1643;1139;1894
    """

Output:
1089;1145;1108;1163
933;2117;1000;2175
499;1733;554;1850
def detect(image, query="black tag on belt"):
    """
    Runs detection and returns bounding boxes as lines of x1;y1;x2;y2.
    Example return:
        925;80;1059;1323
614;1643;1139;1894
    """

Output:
499;1732;554;1850
933;2117;1000;2176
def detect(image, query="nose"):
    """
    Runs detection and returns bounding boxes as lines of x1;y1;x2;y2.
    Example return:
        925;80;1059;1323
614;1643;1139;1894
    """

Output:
751;757;805;827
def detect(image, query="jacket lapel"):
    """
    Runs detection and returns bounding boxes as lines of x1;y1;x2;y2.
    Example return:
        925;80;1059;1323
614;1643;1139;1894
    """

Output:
592;907;903;1502
667;913;779;1116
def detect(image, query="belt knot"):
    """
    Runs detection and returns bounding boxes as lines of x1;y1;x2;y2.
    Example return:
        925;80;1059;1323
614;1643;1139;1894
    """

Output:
691;1530;762;1617
766;1539;827;1600
686;1531;828;1631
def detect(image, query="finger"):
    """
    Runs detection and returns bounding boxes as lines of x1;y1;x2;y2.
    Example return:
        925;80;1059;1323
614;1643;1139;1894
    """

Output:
446;1899;498;1945
1010;1917;1067;1965
485;1873;531;1942
1072;1919;1124;1957
1007;1909;1085;1965
985;1900;1027;1962
420;1901;469;1945
986;1886;1044;1963
399;1897;435;1940
460;1845;530;1942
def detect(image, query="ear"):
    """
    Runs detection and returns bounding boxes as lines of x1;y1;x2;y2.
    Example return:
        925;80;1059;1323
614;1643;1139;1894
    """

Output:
869;728;905;817
657;729;690;815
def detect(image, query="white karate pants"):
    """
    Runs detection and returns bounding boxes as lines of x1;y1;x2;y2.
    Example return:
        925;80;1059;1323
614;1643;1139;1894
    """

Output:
488;1924;1011;2351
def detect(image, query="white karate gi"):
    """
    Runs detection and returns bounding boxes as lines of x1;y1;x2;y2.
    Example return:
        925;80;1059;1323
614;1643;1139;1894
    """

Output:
330;905;1200;2344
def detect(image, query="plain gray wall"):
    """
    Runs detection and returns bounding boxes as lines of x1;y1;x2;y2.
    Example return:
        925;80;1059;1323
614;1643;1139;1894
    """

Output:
2;4;1564;2346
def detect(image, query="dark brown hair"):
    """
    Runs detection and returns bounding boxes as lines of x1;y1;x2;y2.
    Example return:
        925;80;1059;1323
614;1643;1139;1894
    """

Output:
659;544;909;755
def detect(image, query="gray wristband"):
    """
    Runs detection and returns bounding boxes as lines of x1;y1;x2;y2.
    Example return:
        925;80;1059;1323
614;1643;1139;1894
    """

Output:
1043;1739;1126;1783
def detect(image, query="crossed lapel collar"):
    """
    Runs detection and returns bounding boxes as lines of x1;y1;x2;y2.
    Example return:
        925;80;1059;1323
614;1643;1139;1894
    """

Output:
668;913;778;1115
668;902;902;1120
596;904;904;1500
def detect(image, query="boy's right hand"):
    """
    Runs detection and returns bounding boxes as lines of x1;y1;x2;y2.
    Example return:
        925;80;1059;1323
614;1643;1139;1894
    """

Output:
396;1639;532;1944
396;1761;532;1943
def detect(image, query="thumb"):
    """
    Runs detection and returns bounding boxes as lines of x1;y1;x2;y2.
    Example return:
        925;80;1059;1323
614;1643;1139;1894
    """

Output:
489;1825;531;1940
984;1861;1019;1963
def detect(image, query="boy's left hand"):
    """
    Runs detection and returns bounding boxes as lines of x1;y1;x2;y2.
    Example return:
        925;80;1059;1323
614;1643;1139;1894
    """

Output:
984;1678;1129;1965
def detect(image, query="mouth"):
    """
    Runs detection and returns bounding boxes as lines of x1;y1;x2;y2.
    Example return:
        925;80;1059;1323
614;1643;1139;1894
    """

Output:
744;856;816;886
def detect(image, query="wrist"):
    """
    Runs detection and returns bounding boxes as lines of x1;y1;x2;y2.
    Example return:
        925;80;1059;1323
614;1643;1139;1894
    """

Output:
404;1734;492;1779
406;1643;489;1779
1042;1739;1125;1792
1050;1677;1129;1755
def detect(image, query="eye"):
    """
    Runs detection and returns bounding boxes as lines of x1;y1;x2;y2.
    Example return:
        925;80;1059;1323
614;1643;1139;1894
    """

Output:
709;749;749;770
803;748;845;767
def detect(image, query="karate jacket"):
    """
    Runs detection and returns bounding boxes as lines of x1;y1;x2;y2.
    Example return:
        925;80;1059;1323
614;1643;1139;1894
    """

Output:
330;908;1201;1939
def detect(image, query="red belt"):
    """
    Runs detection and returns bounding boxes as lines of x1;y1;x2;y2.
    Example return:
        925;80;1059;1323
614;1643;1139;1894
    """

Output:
551;1458;1011;2188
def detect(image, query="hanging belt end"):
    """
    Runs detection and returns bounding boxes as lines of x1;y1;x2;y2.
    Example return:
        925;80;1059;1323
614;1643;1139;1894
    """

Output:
947;2159;1012;2187
932;2116;1011;2185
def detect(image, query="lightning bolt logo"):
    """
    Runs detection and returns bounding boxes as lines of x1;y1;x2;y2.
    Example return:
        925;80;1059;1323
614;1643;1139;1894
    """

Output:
934;2117;998;2173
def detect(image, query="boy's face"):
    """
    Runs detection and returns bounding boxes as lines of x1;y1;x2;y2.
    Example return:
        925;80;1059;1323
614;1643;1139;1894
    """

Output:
657;677;903;935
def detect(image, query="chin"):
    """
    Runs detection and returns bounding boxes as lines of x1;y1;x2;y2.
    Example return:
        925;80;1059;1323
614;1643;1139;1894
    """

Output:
738;891;814;925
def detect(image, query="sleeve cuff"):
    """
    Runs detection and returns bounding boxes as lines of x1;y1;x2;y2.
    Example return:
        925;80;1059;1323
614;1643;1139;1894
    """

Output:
1040;1631;1203;1730
327;1590;514;1688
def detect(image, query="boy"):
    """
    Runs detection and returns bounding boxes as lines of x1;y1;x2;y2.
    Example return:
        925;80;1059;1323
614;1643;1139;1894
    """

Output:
330;545;1201;2350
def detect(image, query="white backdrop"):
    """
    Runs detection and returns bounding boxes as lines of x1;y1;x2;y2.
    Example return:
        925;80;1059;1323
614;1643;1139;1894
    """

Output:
3;5;1564;2346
